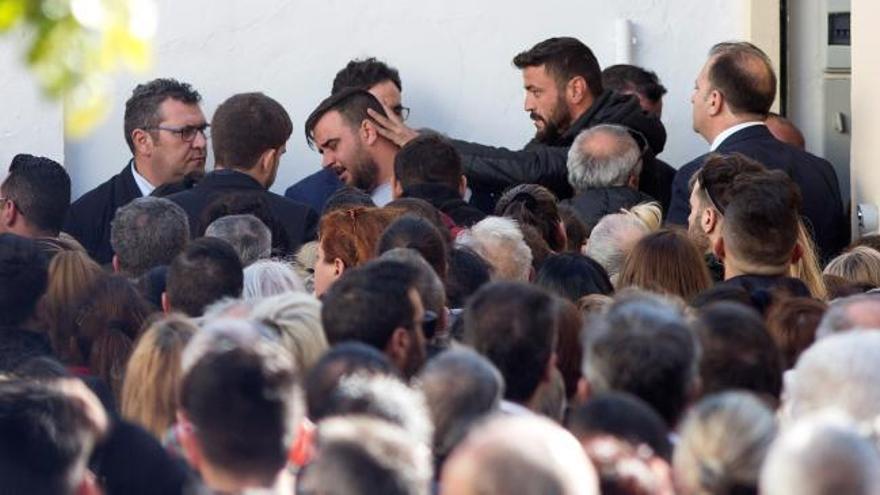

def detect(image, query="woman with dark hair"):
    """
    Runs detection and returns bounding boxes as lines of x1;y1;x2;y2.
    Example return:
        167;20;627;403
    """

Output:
534;252;614;302
618;229;712;301
495;184;566;252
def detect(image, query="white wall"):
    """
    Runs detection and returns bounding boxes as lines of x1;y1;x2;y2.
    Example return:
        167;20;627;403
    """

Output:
61;0;750;197
0;32;64;184
787;0;828;156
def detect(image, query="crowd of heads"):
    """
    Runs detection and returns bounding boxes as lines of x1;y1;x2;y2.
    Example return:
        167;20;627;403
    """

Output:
0;35;877;495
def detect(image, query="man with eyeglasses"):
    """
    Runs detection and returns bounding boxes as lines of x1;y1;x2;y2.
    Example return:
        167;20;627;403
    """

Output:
65;78;207;264
285;57;409;211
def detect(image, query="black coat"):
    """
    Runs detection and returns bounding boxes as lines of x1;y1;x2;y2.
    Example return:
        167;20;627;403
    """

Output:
562;186;656;235
451;91;674;211
401;183;486;227
64;162;142;265
166;169;318;255
667;125;848;261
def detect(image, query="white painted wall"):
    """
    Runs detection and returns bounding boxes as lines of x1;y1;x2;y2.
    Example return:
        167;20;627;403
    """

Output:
59;0;750;197
0;32;64;184
787;0;829;156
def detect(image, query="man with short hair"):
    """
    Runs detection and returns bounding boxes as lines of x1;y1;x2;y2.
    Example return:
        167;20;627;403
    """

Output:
712;171;811;296
0;379;108;495
304;88;400;206
178;318;299;493
0;154;71;241
584;212;649;284
463;282;557;414
580;291;697;429
66;78;207;264
286;57;408;212
163;237;243;317
601;64;667;118
669;42;847;261
563;124;655;234
455;216;532;282
168;92;317;255
204;214;272;266
321;259;429;378
392;133;485;227
371;37;672;211
110;196;190;277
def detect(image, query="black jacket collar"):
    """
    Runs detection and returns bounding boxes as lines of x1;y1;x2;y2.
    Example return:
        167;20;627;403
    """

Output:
716;124;775;150
195;169;265;191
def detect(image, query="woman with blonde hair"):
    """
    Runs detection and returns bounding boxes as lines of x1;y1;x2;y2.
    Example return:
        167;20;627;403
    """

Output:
618;229;712;301
674;392;776;495
121;315;197;439
824;246;880;289
790;220;828;300
250;292;328;372
38;249;104;351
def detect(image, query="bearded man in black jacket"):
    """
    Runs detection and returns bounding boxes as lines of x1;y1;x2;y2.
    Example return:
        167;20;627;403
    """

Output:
369;37;673;212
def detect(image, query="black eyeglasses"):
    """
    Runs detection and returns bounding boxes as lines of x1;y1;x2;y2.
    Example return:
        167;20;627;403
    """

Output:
392;105;411;121
420;310;439;340
145;123;210;142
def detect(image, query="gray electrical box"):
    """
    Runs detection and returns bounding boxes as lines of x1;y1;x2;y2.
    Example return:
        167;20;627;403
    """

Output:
822;0;851;207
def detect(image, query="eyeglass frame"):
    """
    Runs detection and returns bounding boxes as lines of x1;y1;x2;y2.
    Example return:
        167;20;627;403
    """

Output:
391;105;411;121
143;123;210;142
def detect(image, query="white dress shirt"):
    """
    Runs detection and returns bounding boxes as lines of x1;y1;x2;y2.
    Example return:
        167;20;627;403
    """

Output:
371;181;393;207
130;162;156;197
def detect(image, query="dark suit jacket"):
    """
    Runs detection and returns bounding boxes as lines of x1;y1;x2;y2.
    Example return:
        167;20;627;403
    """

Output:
167;169;318;255
667;125;848;260
64;162;142;264
284;167;343;214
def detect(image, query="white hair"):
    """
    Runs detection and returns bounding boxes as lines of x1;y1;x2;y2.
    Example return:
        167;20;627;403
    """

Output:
567;124;641;192
584;213;649;285
204;214;272;266
783;331;880;425
181;317;281;375
250;292;327;372
456;216;532;282
760;413;880;495
816;293;880;339
242;259;306;300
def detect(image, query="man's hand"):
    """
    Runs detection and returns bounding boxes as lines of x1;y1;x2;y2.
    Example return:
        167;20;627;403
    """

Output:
368;107;419;147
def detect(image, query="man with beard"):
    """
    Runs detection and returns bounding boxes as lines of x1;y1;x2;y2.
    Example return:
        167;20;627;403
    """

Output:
304;88;399;206
369;37;672;212
65;78;207;264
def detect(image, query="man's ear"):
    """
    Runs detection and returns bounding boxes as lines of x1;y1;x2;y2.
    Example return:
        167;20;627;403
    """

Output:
161;292;171;314
0;198;16;228
333;258;346;278
708;89;724;116
361;120;379;146
131;128;153;156
574;376;592;406
459;175;468;198
392;176;404;200
176;411;203;471
627;170;640;189
702;207;717;234
112;255;121;274
566;76;588;106
385;327;411;372
713;235;726;262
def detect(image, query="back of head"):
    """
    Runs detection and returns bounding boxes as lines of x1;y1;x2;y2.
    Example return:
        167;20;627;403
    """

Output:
306;88;387;146
816;293;880;339
42;249;103;356
305;342;396;421
331;57;401;94
379;248;447;329
567;124;642;192
445;246;492;308
2;154;70;236
707;41;777;116
249;291;327;372
824;246;880;288
378;215;449;279
761;414;880;495
166;237;243;317
442;414;599;495
696;302;783;400
0;379;108;495
111;196;190;277
567;391;672;460
417;348;503;464
205;214;271;266
123;78;201;153
319;206;396;269
300;417;431;495
675;391;776;495
121;315;197;438
323;185;376;214
179;318;299;486
585;213;648;283
722;170;801;272
495;184;564;252
394;133;463;192
513;36;603;97
211;92;292;170
601;64;667;104
0;233;47;326
583;290;696;427
456;216;532;282
618;229;712;301
766;296;826;369
535;252;613;302
558;204;588;252
463;282;557;404
690;153;767;217
242;259;305;299
786;331;880;424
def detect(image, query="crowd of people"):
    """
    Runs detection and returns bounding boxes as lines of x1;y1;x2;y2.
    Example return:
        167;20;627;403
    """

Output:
2;35;879;494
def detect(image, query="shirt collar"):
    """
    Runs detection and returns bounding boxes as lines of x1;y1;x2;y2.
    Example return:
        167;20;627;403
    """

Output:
709;121;766;151
370;181;393;207
130;161;156;197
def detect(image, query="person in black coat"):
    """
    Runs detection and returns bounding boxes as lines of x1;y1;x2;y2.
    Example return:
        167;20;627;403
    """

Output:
668;41;848;261
368;37;674;212
167;93;317;256
65;79;207;265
